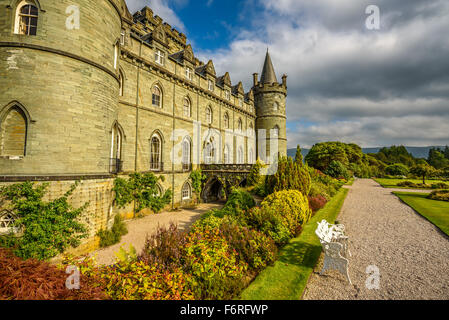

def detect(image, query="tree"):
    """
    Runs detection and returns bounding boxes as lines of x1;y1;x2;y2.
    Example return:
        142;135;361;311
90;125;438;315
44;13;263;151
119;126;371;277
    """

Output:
428;148;449;169
325;160;350;180
410;164;436;184
265;156;311;196
248;159;264;186
295;145;303;164
444;146;449;160
385;163;409;176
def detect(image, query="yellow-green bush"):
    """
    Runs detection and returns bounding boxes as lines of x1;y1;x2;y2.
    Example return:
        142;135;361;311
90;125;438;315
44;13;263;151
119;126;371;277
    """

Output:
261;190;312;236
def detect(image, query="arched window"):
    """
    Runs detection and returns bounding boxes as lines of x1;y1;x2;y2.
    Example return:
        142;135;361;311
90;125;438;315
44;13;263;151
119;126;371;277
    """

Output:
153;184;163;197
110;122;123;173
113;42;119;70
273;102;279;111
206;106;213;124
204;137;215;164
15;1;38;36
248;123;254;137
182;137;191;171
0;106;27;157
273;125;280;138
238;118;243;132
150;133;162;171
152;85;162;108
249;148;254;164
238;146;244;164
119;70;124;96
0;210;20;235
224;144;230;164
182;182;192;200
183;97;191;118
223;112;229;129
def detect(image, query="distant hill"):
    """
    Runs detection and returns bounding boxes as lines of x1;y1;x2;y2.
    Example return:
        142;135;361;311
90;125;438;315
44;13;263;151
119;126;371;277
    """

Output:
287;146;447;160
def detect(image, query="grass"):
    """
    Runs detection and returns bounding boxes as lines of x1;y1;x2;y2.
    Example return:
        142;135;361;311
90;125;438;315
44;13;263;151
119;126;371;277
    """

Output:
374;178;448;189
346;178;355;186
394;192;449;236
239;188;349;300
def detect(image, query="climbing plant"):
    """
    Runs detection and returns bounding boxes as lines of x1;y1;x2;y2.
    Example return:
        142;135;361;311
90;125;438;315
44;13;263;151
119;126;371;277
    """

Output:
0;182;88;261
189;169;206;203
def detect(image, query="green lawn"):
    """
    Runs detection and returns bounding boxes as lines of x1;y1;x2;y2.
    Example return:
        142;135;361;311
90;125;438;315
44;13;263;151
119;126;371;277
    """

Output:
374;178;448;189
394;192;449;236
239;188;349;300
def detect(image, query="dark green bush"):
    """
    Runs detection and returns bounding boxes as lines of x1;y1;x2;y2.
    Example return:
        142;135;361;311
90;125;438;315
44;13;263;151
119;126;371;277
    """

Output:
97;214;128;248
431;182;449;189
325;160;350;180
385;163;409;176
428;189;449;202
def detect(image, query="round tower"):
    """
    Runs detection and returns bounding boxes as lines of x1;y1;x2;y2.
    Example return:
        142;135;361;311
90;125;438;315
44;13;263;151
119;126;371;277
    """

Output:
253;51;287;163
0;0;127;175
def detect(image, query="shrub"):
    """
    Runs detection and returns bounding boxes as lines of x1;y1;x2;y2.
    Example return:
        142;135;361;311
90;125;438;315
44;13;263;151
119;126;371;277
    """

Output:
139;223;187;272
97;214;128;248
190;169;207;203
308;195;328;213
385;163;409;176
325;160;350;180
0;182;88;261
240;207;292;246
428;190;449;202
184;227;248;300
0;249;107;300
261;190;312;235
247;160;264;187
431;182;449;189
224;188;255;212
219;219;277;271
397;181;418;188
265;157;311;196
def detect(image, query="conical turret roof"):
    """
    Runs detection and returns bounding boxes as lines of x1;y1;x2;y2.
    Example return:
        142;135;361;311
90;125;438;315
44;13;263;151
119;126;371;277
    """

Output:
260;50;278;84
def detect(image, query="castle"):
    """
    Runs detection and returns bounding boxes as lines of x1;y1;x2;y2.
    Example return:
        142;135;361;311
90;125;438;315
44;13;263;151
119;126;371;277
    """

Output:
0;1;287;251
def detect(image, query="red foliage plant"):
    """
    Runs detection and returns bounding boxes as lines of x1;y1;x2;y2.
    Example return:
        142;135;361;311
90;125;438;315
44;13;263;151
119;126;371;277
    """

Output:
0;249;108;300
308;195;328;213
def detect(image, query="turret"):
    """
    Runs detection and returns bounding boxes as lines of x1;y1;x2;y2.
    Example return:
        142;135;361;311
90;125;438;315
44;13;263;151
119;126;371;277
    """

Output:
253;51;287;163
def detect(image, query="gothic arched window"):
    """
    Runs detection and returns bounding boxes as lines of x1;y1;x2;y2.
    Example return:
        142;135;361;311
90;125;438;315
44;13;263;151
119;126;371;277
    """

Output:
206;106;213;124
150;133;162;171
273;125;280;138
182;137;191;171
238;118;243;132
224;144;230;164
0;210;20;235
238;146;244;164
182;182;192;200
0;106;27;157
15;1;38;36
119;70;124;96
183;97;191;118
224;112;229;129
152;85;162;108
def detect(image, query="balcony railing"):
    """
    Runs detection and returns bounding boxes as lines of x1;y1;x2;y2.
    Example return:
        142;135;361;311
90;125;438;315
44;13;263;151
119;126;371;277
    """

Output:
182;163;192;172
201;164;252;172
150;162;164;172
110;158;123;174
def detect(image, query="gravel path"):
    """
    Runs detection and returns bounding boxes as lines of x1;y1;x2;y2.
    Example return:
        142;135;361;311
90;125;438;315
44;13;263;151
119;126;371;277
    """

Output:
91;203;222;265
303;179;449;300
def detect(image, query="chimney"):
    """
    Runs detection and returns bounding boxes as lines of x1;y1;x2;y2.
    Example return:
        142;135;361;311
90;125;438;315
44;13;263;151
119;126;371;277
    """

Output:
253;73;259;87
282;74;287;87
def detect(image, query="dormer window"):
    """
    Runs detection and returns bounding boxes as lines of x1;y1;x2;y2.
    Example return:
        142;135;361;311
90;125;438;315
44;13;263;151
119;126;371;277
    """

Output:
155;49;165;65
239;98;243;108
15;2;38;36
120;29;126;45
225;91;230;100
185;67;192;80
208;80;214;92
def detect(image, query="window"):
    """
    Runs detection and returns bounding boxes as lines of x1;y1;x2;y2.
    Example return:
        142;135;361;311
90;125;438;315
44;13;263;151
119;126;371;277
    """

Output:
183;97;191;118
249;123;254;136
249;148;254;164
0;106;27;157
153;184;163;197
110;122;123;173
120;29;126;45
152;85;162;108
182;137;191;171
208;80;214;91
119;70;124;96
224;144;230;164
238;146;244;164
225;90;230;100
239;98;243;108
114;43;119;70
185;67;192;80
15;2;38;36
0;210;20;235
224;113;229;129
182;182;192;200
204;137;215;164
273;102;279;111
206;106;213;124
155;49;165;65
273;125;280;138
150;134;162;171
238;118;243;132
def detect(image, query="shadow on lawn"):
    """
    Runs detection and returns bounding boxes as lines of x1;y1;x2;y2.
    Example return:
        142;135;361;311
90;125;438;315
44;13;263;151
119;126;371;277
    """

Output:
278;240;322;269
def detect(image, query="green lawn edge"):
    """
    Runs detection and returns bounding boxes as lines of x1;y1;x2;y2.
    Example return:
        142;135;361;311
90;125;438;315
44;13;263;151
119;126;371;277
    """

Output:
239;188;349;300
393;192;449;236
374;178;447;189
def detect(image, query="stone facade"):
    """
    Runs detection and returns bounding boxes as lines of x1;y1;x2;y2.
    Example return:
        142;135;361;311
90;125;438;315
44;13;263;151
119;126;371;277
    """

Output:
0;1;287;252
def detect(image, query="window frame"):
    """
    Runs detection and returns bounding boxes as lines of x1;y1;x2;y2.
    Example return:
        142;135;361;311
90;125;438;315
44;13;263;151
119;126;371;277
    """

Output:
14;1;39;36
182;182;192;201
150;133;162;171
206;106;213;124
183;97;191;118
155;49;165;66
152;85;162;108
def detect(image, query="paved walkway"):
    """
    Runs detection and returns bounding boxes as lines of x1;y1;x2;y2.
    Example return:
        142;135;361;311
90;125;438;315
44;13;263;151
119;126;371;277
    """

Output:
303;179;449;300
91;203;222;265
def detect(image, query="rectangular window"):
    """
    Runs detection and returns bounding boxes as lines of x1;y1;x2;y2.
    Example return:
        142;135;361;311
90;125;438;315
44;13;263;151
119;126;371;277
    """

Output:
208;80;214;92
225;91;230;100
120;30;126;45
155;50;165;65
185;67;192;80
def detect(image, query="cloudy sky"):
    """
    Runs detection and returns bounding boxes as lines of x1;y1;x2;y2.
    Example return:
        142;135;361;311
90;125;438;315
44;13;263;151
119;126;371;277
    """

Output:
125;0;449;148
